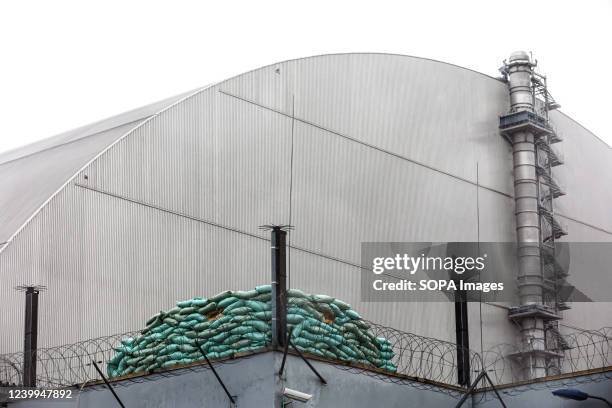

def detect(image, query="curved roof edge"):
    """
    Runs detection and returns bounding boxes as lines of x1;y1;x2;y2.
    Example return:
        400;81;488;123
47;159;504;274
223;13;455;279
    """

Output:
0;85;212;255
0;89;201;165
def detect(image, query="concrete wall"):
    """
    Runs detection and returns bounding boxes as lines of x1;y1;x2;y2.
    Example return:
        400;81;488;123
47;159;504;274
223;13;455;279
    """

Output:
4;352;464;408
5;352;610;407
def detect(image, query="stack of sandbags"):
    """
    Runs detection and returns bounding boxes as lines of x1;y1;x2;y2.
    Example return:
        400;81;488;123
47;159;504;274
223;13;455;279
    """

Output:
107;286;396;378
285;288;396;372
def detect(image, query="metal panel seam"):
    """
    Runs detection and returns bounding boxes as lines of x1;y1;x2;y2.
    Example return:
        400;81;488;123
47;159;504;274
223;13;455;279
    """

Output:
0;84;216;256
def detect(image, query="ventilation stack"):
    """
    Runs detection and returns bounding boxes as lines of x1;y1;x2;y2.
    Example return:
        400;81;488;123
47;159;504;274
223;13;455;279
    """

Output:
499;51;567;379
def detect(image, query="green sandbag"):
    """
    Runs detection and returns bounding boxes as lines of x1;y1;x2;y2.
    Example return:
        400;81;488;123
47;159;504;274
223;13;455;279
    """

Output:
229;315;251;324
184;330;198;339
209;290;232;303
109;352;124;366
287;288;308;298
169;335;192;345
287;314;305;325
209;315;232;329
293;337;313;349
218;322;241;333
227;306;251;315
305;347;325;357
288;297;308;306
328;302;343;317
132;347;154;357
209;344;230;353
151;323;170;334
193;321;211;331
311;294;335;304
218;296;240;309
179;344;197;353
212;331;231;343
313;302;334;317
236;345;264;354
253;311;272;321
245;300;268;312
169;351;186;361
122;366;136;375
125;356;143;366
243;332;267;342
234;290;258;299
198;302;217;315
156;355;172;364
167;306;181;315
177;300;193;308
231;339;251;349
290;322;304;338
330;346;351;361
121;337;134;346
163;317;179;327
255;284;271;294
178;320;198;329
246;320;269;332
191;298;208;307
197;328;218;340
222;334;243;345
223;300;245;312
161;360;178;369
146;313;162;326
185;313;206;323
331;299;351;310
345;310;361;320
253;293;272;302
230;326;253;335
178;306;197;315
299;330;324;342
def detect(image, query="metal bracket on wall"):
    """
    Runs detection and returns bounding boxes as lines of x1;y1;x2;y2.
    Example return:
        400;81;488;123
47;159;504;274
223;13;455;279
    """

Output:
196;343;236;405
279;329;327;385
91;360;126;408
454;370;506;408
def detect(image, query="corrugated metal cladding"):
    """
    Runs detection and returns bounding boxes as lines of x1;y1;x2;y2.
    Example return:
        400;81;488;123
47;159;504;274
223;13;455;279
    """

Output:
1;53;611;353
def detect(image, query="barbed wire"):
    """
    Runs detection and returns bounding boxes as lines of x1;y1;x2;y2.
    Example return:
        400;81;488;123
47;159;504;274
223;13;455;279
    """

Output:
0;323;610;395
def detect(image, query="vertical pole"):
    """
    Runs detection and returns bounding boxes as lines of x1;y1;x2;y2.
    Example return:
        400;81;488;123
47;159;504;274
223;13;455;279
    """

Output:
454;290;471;386
23;287;39;387
270;226;288;349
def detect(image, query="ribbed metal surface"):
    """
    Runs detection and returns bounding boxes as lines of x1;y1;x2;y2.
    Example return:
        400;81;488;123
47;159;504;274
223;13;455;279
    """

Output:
0;120;146;243
1;53;611;355
551;111;612;233
82;89;292;238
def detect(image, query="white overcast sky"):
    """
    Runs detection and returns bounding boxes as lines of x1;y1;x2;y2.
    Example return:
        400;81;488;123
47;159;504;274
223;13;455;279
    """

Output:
0;0;610;154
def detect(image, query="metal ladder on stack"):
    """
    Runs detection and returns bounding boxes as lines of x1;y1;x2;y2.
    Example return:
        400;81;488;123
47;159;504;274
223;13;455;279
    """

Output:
532;71;570;375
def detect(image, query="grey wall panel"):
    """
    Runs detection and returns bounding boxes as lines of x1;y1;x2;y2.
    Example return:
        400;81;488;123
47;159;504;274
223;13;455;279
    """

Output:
551;111;612;234
82;88;292;239
222;54;514;196
0;120;145;243
290;120;479;264
476;188;516;242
